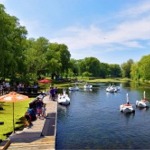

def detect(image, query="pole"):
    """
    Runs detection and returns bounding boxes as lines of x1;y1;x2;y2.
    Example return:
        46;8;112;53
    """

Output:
13;102;15;133
144;91;146;99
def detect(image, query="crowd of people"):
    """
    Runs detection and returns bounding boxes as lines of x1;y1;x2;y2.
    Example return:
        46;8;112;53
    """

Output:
24;93;46;127
0;81;11;95
24;85;58;128
0;80;40;96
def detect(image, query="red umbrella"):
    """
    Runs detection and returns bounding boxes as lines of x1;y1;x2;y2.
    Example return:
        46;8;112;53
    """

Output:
0;92;29;133
38;79;52;84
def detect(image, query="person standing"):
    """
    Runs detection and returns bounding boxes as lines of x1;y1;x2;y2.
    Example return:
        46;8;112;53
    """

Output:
49;87;55;101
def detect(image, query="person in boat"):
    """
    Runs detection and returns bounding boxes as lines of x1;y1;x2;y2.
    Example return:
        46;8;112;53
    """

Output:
125;101;130;106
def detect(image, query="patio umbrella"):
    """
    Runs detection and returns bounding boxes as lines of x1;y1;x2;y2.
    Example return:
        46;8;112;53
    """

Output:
38;79;52;84
0;92;29;133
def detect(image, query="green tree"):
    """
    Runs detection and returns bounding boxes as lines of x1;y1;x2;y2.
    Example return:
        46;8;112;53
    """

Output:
59;44;71;75
79;57;101;77
46;43;71;79
138;55;150;80
121;59;134;78
109;64;121;77
69;59;79;77
24;37;48;81
130;63;139;81
0;4;27;80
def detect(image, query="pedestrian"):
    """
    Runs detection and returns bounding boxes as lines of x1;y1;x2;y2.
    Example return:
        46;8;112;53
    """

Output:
49;87;55;101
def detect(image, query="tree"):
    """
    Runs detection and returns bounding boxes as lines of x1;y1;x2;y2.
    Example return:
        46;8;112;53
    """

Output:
138;55;150;80
109;64;121;77
121;59;134;78
69;59;79;77
24;37;48;81
0;4;27;80
99;63;109;78
130;63;139;81
45;43;71;79
79;57;101;77
59;44;71;75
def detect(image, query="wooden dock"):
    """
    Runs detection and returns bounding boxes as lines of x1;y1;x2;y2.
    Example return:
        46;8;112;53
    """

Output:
0;96;57;150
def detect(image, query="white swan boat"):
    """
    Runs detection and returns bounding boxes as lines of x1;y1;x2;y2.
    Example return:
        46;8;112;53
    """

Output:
84;83;92;89
57;90;70;105
136;91;150;108
120;93;135;113
69;86;79;91
106;85;118;93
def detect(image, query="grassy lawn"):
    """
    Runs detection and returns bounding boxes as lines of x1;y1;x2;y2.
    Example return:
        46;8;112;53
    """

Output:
49;78;131;89
0;99;31;140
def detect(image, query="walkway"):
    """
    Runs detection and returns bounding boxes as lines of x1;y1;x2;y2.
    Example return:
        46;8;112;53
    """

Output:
0;96;57;150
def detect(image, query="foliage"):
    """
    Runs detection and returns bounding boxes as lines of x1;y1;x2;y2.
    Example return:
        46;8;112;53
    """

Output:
1;3;150;84
109;64;122;77
82;71;92;77
138;55;150;80
0;4;27;80
121;59;134;78
130;63;139;81
79;57;101;77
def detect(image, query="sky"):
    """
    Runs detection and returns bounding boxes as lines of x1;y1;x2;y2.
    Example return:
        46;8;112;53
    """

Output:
0;0;150;64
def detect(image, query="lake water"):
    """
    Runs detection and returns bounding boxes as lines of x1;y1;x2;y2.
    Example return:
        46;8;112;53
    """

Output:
56;82;150;149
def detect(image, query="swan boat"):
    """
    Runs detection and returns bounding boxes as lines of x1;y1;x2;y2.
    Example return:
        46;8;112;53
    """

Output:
136;91;150;108
84;83;92;89
106;86;118;93
69;86;79;91
57;90;70;105
120;93;135;113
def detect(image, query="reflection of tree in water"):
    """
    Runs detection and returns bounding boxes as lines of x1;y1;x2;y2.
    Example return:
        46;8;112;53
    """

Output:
122;81;150;91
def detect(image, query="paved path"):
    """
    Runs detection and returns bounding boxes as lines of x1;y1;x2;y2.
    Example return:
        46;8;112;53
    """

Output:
1;96;57;150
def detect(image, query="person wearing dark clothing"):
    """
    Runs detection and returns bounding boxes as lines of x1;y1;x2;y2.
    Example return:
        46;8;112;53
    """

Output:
24;111;33;127
27;108;36;121
49;87;55;101
36;98;44;117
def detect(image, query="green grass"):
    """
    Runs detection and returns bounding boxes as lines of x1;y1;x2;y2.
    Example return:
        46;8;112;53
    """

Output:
0;99;31;140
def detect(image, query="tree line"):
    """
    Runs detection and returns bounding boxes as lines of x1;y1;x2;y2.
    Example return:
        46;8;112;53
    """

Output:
0;4;149;83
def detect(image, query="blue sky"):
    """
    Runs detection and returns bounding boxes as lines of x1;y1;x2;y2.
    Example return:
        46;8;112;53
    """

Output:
1;0;150;64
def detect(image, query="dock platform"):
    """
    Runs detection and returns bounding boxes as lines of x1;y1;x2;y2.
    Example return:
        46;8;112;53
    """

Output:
0;96;57;150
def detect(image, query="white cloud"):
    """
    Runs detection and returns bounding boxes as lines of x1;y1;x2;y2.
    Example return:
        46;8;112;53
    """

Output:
50;0;150;55
0;0;6;4
119;0;150;18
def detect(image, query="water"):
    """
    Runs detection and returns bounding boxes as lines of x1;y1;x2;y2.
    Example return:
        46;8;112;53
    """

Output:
56;82;150;149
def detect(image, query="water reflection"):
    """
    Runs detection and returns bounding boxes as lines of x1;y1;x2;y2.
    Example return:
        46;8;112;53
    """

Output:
137;107;149;111
83;88;93;92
